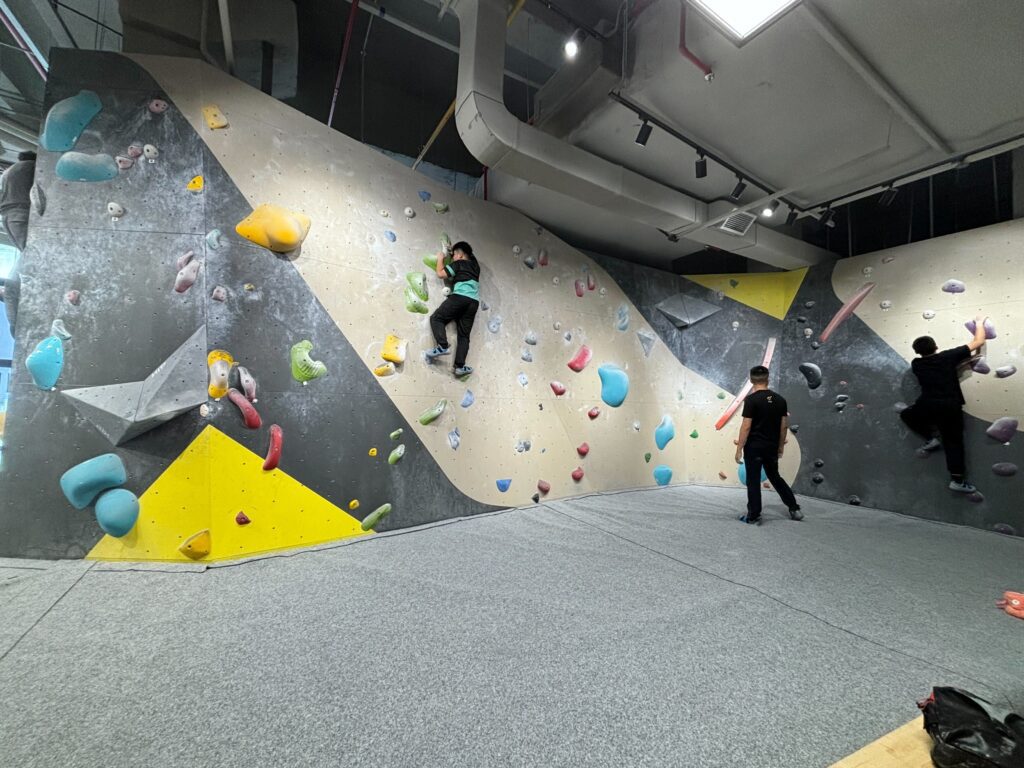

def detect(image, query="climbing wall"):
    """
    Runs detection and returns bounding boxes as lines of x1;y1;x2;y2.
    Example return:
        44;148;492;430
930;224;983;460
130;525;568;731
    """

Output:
0;50;801;561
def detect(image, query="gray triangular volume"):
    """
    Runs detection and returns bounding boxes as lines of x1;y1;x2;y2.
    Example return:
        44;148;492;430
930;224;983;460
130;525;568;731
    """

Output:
655;293;722;328
63;381;146;445
137;325;207;419
637;329;657;358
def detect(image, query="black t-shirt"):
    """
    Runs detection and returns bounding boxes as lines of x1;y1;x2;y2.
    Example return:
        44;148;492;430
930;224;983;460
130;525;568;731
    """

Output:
742;389;787;445
911;345;971;405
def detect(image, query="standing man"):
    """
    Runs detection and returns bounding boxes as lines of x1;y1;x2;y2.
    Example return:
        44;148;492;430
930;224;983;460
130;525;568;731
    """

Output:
734;365;803;525
0;150;36;330
900;315;988;493
425;240;480;378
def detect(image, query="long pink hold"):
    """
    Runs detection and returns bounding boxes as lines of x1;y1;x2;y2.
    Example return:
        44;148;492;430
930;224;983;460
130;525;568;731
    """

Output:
574;279;585;298
263;424;283;470
174;259;201;293
227;388;262;429
820;282;875;343
714;337;777;431
567;345;592;372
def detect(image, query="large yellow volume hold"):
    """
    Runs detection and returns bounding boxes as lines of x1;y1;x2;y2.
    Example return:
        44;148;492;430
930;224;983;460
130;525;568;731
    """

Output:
380;334;408;364
236;204;311;253
202;104;229;129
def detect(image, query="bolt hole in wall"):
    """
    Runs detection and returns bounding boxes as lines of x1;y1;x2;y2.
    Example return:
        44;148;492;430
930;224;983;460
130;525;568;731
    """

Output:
0;241;16;469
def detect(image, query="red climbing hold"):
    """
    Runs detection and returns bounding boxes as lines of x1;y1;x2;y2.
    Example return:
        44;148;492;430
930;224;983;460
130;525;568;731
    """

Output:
574;279;585;298
537;479;551;495
66;289;82;306
227;388;262;429
263;424;283;470
567;345;592;372
587;273;596;291
550;381;566;396
538;249;549;267
235;511;251;525
718;471;728;480
572;467;584;482
588;407;600;420
577;442;590;457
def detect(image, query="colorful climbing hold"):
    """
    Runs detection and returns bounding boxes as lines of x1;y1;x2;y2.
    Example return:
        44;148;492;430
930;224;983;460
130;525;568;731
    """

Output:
60;453;127;510
986;417;1018;443
718;471;728;480
404;207;415;218
290;340;327;382
964;318;997;339
537;480;551;495
419;399;447;425
448;428;461;450
689;429;699;439
94;488;140;538
644;453;651;463
263;425;283;470
187;175;204;193
206;350;234;399
418;190;431;202
572;467;584;482
389;429;403;440
941;279;966;294
598;364;629;407
550;381;566;396
799;362;822;390
55;152;118;182
175;258;202;293
50;319;71;341
996;365;1017;379
388;445;406;465
235;511;251;525
588;407;600;420
404;286;429;314
361;503;393;531
227;389;262;429
461;390;475;408
538;249;549;266
433;202;449;214
368;448;377;457
737;462;768;485
820;282;876;342
26;336;64;390
205;229;225;250
521;349;533;363
374;363;396;377
348;500;360;511
179;529;212;560
574;279;585;298
993;524;1017;536
40;90;103;151
992;462;1018;477
235;366;257;403
211;285;227;302
653;465;672;486
616;304;629;332
201;104;228;129
235;204;311;253
496;478;512;492
381;334;408;364
971;358;991;375
384;230;397;243
143;144;159;161
577;442;590;457
654;415;675;451
567;346;593;373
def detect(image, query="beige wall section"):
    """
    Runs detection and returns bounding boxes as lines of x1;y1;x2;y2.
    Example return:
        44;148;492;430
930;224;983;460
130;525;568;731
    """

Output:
832;218;1024;431
132;54;800;505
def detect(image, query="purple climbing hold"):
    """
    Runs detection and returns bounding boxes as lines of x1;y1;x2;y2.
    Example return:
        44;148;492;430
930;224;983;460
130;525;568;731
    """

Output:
991;462;1018;477
993;523;1018;536
964;318;996;339
460;390;474;408
995;365;1016;379
986;417;1018;443
970;357;990;375
941;279;966;293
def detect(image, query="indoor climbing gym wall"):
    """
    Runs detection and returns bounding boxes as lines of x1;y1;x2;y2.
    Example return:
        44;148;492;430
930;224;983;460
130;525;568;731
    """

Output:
0;49;800;562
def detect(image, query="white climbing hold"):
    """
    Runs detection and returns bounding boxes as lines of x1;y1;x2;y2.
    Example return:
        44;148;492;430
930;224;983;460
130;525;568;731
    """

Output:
923;309;936;319
512;245;521;255
731;321;740;331
404;207;415;218
880;300;892;310
107;202;124;220
803;328;813;338
143;144;158;162
862;266;873;276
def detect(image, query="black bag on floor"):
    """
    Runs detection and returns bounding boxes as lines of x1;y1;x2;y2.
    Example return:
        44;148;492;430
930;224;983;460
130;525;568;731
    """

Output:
918;687;1024;767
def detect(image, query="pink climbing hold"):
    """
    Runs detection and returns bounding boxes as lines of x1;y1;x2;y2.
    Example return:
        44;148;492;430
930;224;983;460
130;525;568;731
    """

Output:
538;249;549;267
237;366;257;402
577;442;590;457
263;424;283;470
126;143;143;158
174;259;201;293
587;273;596;291
537;479;551;495
115;155;134;170
572;467;584;482
211;285;227;302
176;249;195;270
550;381;566;396
148;98;169;114
235;511;251;525
66;289;81;306
227;388;262;429
574;279;585;298
820;282;876;343
588;407;600;420
567;345;592;373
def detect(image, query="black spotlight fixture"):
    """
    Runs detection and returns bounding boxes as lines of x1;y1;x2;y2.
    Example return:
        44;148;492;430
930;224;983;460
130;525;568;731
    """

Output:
878;185;899;207
635;120;653;147
761;200;780;217
695;153;707;179
730;176;747;200
785;207;798;226
819;206;836;228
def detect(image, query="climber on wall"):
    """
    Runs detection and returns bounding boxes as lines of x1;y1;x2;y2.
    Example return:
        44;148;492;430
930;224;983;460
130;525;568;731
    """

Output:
900;314;988;493
425;240;480;378
734;365;803;525
0;150;36;331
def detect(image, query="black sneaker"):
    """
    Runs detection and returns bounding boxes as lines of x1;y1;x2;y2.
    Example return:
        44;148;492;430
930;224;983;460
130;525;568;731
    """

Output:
789;507;804;521
739;514;762;526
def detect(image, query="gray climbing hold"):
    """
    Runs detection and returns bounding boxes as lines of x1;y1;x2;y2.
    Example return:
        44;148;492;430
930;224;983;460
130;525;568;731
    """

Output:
995;365;1016;379
941;279;966;293
460;390;474;408
992;462;1018;477
563;331;572;342
893;401;909;413
879;300;892;310
835;402;846;412
810;341;821;349
524;332;537;345
517;372;528;387
30;184;46;216
811;472;824;484
211;286;227;302
515;439;531;453
50;319;72;341
637;330;656;357
448;428;460;450
616;304;629;332
813;459;824;468
655;293;721;328
804;301;815;309
480;301;489;311
521;349;533;363
986;417;1018;443
487;316;502;333
796;316;806;324
524;255;536;269
789;425;799;434
848;495;861;506
799;363;822;389
835;394;850;403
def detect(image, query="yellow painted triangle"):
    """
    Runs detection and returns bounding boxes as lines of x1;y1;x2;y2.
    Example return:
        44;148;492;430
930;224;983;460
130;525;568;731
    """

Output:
684;267;808;320
87;425;371;563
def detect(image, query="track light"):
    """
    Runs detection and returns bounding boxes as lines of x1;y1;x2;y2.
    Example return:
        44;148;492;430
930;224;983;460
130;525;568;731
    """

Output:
878;185;899;207
819;206;835;227
761;200;780;217
695;154;707;179
730;177;747;200
635;121;652;147
785;207;798;226
564;29;585;60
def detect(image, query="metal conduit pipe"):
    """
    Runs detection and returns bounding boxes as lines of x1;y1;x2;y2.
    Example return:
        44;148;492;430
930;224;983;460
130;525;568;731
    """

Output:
0;3;47;79
327;0;361;128
678;1;712;81
216;0;235;74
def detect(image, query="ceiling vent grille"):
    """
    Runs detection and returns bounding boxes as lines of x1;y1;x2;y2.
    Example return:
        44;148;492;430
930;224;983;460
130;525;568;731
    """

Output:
719;211;757;236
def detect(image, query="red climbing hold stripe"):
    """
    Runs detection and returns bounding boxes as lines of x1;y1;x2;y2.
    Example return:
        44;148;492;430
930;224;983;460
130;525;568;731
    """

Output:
263;424;283;470
235;511;251;525
227;388;262;429
572;467;584;482
567;345;592;373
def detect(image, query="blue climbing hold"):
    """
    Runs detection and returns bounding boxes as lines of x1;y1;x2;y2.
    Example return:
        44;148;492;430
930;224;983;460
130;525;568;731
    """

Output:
55;152;119;182
496;478;512;492
418;190;431;202
653;465;673;486
39;90;102;151
598;364;629;407
737;462;768;485
94;488;140;537
59;453;127;510
655;415;675;450
384;230;397;243
26;335;64;390
616;304;629;332
461;389;475;408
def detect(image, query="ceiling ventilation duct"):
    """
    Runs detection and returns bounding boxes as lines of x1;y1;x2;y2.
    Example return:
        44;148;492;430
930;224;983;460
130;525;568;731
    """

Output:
718;210;758;237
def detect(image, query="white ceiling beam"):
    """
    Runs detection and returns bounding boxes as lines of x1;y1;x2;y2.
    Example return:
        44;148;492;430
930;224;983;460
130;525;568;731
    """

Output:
800;1;952;155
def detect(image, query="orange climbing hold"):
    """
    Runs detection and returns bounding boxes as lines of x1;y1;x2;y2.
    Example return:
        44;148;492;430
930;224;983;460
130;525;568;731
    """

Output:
236;204;311;253
179;529;212;559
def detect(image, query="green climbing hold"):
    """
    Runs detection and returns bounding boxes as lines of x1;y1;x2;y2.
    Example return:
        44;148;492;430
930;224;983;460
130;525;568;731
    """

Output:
290;340;327;382
440;231;452;253
388;444;406;465
406;271;428;301
717;392;727;400
422;252;452;272
644;452;652;463
729;279;739;288
433;202;449;214
361;503;393;531
419;399;447;425
390;428;403;440
405;286;429;314
689;429;699;439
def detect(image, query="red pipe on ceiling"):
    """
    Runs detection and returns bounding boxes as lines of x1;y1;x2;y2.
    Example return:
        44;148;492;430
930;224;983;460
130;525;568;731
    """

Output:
327;0;362;129
0;7;46;80
678;1;713;81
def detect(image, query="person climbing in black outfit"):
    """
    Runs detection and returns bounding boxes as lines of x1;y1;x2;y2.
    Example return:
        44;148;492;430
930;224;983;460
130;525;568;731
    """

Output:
734;365;803;525
0;150;35;331
900;314;988;493
425;240;480;377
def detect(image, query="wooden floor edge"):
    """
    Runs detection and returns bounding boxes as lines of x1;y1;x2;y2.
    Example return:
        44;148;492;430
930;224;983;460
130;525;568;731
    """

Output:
830;716;933;768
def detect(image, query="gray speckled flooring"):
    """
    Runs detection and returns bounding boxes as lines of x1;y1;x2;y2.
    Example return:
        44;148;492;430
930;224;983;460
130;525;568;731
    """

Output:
1;485;1022;768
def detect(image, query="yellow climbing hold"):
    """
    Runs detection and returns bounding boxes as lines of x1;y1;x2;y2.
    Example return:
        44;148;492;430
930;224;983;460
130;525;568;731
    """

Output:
207;349;234;399
187;175;204;192
373;362;396;377
235;204;311;253
368;447;377;457
179;529;211;560
381;334;408;364
202;104;228;129
348;499;359;510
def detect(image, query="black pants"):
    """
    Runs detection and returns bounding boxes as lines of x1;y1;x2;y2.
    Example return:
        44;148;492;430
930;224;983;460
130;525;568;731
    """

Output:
900;400;966;477
430;294;478;368
743;441;799;518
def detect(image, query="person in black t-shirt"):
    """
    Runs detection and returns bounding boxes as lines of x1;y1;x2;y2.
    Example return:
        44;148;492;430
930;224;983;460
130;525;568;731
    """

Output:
734;365;802;525
425;240;480;377
900;315;988;493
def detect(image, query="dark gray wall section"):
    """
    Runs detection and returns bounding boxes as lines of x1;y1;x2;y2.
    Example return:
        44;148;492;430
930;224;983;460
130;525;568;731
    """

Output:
592;253;1024;536
0;50;497;559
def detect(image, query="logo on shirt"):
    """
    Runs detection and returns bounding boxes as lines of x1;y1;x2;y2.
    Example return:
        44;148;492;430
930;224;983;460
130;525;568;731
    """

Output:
766;395;773;403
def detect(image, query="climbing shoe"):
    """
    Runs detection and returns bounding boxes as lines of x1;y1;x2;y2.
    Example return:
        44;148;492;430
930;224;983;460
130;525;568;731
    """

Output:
453;366;473;378
789;507;804;521
424;345;450;360
920;437;942;452
948;480;977;493
739;514;762;526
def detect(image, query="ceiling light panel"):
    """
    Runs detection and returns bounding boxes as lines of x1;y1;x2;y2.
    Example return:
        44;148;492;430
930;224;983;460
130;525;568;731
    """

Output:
689;0;801;41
